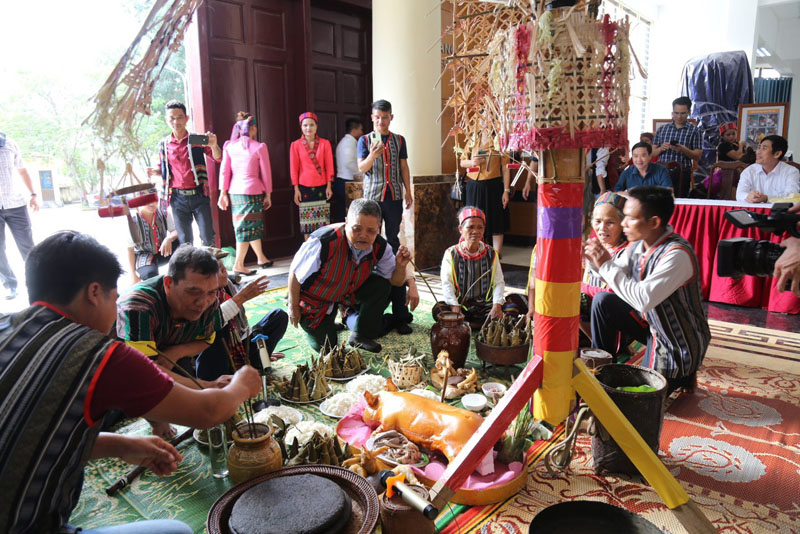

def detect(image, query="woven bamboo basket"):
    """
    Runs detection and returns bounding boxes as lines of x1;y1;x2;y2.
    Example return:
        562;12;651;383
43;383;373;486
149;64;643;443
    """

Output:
387;360;425;389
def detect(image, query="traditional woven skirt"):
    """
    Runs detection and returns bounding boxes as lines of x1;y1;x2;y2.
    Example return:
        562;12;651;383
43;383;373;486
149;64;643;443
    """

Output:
231;193;265;242
465;176;509;237
299;184;330;234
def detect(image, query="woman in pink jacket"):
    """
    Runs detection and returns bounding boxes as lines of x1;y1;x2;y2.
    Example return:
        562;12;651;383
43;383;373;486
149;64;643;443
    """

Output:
290;112;334;238
218;114;274;275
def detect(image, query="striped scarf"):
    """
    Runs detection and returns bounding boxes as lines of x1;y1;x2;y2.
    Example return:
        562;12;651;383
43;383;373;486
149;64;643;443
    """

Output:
0;304;117;533
449;241;498;303
157;135;210;208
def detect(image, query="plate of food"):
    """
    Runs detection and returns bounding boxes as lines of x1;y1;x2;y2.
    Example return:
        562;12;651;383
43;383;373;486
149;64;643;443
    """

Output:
327;367;369;382
345;374;388;397
319;392;359;419
365;432;430;468
278;390;331;405
192;427;231;447
253;405;304;427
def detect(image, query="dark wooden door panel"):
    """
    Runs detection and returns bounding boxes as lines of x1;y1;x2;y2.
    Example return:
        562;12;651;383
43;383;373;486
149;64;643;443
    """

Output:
188;0;310;257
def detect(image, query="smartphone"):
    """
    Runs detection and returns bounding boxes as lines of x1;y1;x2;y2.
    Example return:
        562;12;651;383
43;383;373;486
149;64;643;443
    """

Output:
669;140;679;146
188;133;209;145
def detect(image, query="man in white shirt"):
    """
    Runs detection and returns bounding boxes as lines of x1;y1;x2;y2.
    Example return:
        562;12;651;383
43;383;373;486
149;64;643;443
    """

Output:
333;118;364;222
584;186;710;393
736;135;800;203
0;133;39;300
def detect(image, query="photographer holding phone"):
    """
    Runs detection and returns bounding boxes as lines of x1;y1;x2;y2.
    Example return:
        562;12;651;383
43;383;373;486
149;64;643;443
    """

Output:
147;100;221;247
652;97;701;195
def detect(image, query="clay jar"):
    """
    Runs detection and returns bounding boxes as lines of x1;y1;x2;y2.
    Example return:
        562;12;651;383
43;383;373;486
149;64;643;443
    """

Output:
380;485;435;534
430;311;471;369
227;422;283;484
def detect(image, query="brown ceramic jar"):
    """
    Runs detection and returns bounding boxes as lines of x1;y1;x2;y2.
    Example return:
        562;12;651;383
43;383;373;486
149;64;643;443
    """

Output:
226;422;283;484
430;311;471;369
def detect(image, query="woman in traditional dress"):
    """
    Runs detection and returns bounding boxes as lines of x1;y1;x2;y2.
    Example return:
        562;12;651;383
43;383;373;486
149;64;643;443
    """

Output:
218;114;274;275
526;192;628;338
290;112;334;239
437;206;506;325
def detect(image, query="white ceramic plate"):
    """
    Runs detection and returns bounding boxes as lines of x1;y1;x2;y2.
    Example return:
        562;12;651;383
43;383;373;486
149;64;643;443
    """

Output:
318;398;345;419
277;390;331;405
365;436;430;468
326;367;369;382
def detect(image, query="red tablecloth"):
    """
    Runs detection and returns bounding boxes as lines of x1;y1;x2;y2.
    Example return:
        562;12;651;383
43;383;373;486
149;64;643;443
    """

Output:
670;200;800;314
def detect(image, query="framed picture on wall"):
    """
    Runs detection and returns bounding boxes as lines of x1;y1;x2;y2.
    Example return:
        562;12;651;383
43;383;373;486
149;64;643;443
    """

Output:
651;117;697;136
738;102;790;149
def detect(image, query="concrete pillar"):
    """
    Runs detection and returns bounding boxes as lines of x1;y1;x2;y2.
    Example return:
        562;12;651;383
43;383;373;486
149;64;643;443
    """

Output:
371;0;442;177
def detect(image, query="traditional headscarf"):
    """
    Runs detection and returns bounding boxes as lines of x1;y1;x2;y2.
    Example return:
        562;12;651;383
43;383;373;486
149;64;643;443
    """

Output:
298;112;318;125
718;122;737;136
231;116;257;148
458;206;486;226
594;192;626;216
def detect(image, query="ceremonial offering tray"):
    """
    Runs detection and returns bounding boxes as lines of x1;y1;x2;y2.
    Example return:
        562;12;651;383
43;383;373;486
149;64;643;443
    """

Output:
207;465;380;534
278;390;331;405
328;368;368;382
475;338;529;366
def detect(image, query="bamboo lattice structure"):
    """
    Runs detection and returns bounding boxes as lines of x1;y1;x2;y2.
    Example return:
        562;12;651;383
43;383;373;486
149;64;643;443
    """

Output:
84;0;203;142
443;0;633;156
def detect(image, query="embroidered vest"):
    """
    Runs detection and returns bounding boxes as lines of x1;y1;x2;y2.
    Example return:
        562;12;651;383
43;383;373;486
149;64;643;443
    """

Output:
363;133;404;202
581;242;627;299
158;135;210;207
132;208;168;269
448;244;498;304
628;232;710;378
0;305;117;533
300;224;388;328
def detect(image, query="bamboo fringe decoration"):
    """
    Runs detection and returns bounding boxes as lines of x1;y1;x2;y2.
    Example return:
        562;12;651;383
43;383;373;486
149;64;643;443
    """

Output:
441;0;637;162
84;0;204;142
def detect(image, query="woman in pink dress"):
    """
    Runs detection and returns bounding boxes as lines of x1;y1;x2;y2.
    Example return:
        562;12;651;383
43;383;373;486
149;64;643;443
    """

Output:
218;114;274;275
290;112;334;239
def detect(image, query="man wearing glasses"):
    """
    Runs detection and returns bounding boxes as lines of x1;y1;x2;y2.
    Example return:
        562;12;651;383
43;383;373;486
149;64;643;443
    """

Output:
652;96;701;196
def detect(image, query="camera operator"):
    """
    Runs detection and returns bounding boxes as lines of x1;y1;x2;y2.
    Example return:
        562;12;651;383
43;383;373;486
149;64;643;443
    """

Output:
773;202;800;297
584;186;710;394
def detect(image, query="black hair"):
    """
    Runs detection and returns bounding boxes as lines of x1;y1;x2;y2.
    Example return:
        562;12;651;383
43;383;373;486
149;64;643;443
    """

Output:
640;132;654;141
371;100;392;113
345;118;362;133
762;134;788;160
26;231;122;306
627;186;674;227
347;198;383;224
167;245;219;283
632;141;653;154
672;96;692;111
165;100;187;114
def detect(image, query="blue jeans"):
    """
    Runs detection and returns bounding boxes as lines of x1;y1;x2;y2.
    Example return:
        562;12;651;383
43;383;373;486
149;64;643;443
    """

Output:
0;205;34;290
170;191;215;246
71;519;192;534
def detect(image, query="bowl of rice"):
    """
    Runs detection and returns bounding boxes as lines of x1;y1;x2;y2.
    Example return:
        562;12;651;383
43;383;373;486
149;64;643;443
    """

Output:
319;391;359;418
346;374;388;397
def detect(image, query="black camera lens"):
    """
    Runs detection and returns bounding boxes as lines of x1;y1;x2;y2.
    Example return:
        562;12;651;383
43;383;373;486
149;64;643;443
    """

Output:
718;238;784;278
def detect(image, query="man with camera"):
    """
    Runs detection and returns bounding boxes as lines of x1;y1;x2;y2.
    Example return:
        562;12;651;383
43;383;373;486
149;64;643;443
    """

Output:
584;186;710;393
651;96;701;195
736;135;800;203
147;100;221;247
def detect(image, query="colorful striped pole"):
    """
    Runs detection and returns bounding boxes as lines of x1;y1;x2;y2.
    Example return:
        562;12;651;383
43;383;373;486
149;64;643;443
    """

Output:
532;150;585;425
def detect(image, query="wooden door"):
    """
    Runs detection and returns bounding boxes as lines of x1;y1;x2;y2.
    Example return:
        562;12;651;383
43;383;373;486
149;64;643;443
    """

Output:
309;2;372;146
187;0;311;257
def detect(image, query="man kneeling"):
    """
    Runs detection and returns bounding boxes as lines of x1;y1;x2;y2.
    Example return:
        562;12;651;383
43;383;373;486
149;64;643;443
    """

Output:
0;231;260;533
584;186;710;393
288;198;411;353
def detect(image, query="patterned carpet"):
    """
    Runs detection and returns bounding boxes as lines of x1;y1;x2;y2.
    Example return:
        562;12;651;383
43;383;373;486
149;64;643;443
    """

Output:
70;288;800;533
440;319;800;534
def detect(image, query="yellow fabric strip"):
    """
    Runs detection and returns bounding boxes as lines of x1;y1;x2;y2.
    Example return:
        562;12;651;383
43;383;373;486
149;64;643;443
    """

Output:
534;279;581;317
533;349;575;424
572;359;689;509
126;340;158;357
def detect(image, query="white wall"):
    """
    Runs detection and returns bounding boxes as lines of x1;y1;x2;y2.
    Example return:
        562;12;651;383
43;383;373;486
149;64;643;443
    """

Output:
619;0;758;136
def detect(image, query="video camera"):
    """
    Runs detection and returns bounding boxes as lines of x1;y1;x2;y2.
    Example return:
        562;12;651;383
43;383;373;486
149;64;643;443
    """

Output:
717;203;800;279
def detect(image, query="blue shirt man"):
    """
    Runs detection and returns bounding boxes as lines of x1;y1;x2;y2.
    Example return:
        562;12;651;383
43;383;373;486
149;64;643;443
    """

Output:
615;142;673;192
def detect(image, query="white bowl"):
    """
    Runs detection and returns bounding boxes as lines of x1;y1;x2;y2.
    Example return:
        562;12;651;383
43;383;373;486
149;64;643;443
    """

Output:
482;382;507;399
462;393;488;412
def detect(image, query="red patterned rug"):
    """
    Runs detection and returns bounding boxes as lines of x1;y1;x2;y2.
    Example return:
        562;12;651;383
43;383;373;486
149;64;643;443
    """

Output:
440;320;800;534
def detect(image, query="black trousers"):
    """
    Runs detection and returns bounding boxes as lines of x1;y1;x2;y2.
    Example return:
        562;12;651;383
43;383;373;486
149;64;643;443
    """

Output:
196;309;289;380
590;292;650;359
378;199;412;323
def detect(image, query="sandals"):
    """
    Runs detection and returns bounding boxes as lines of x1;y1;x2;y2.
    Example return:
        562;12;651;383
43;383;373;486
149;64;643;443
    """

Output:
258;260;274;269
233;269;256;276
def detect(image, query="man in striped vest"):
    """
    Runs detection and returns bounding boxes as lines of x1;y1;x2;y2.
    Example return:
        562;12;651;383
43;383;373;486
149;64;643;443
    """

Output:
584;186;710;393
0;231;260;534
356;99;419;335
288;198;412;353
